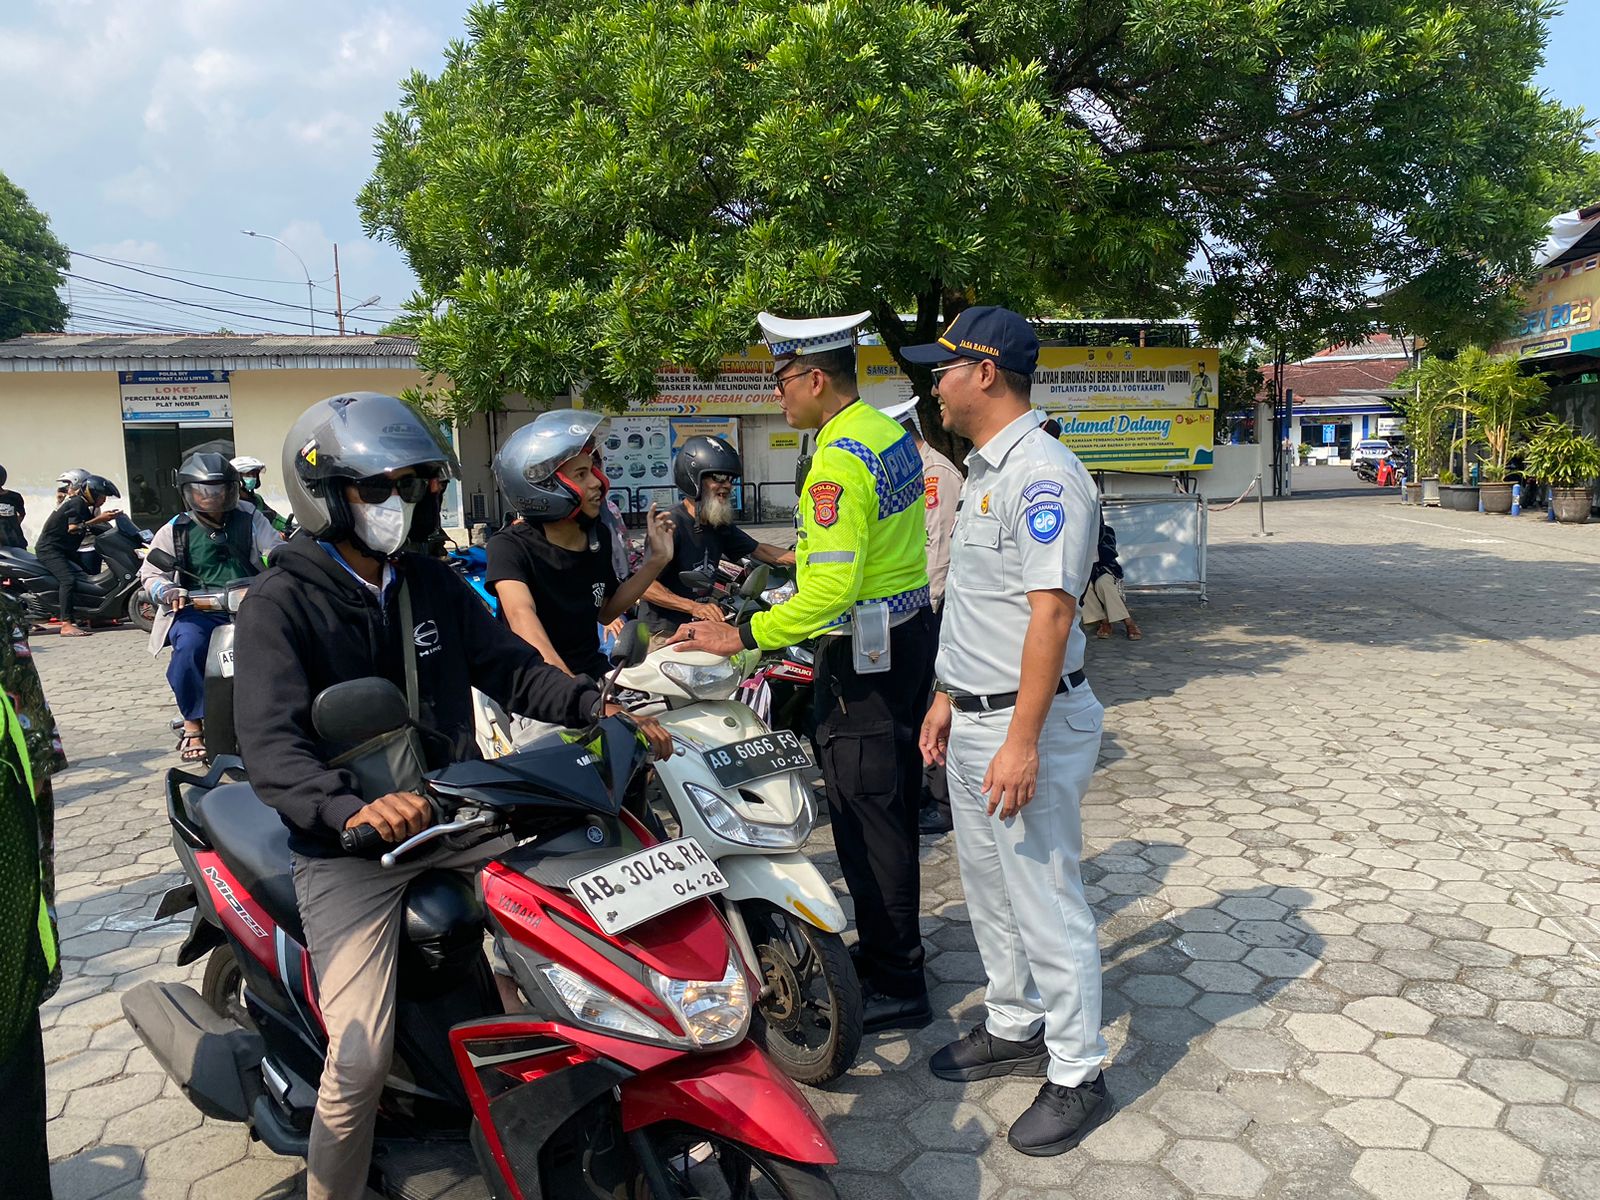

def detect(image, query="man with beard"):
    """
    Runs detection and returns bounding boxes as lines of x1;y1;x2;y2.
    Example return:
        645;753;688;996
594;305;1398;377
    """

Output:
640;436;794;639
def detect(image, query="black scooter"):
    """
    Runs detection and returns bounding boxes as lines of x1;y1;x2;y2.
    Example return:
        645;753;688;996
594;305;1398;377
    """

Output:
0;512;152;628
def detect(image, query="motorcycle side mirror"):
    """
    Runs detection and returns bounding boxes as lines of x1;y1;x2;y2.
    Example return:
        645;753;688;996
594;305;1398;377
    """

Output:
608;618;651;669
145;547;177;572
312;678;410;745
738;563;770;598
680;568;714;595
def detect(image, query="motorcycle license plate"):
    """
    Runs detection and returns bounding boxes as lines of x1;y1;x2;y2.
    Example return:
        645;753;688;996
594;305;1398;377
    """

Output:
218;647;235;678
568;837;728;936
702;730;813;788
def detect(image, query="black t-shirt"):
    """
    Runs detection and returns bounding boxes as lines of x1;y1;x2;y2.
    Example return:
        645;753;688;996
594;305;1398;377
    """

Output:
0;489;25;548
641;501;759;635
36;496;90;558
485;520;620;678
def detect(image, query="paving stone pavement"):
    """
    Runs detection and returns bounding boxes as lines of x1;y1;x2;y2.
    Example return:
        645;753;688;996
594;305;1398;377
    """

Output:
33;490;1600;1199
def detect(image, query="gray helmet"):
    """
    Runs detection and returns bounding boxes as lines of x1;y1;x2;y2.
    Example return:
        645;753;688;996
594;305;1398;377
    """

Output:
493;410;605;522
178;451;240;517
283;392;461;538
673;435;742;499
57;467;90;494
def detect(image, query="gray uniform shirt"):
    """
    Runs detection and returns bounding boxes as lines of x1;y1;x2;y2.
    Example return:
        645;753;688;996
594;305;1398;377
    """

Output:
936;411;1099;695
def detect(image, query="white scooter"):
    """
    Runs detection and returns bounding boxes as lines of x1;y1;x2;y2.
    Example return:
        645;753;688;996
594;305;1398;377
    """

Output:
472;613;863;1085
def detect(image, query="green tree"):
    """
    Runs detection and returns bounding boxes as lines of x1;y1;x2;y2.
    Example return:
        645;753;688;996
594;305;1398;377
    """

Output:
1215;345;1264;442
0;171;69;339
360;0;1587;438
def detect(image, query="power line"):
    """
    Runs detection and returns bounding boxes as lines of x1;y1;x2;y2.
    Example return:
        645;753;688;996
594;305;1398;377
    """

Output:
69;249;338;288
72;250;346;317
61;271;320;331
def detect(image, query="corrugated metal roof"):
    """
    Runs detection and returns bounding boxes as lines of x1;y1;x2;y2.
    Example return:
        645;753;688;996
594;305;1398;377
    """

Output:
0;333;419;360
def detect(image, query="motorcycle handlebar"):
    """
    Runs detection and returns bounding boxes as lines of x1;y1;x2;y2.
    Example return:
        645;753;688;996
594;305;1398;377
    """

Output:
339;823;388;857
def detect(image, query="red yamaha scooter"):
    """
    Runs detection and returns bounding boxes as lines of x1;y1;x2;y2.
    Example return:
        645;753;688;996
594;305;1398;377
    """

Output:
122;627;839;1199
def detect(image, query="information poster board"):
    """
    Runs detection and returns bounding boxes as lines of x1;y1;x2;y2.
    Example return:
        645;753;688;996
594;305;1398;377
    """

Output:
600;416;671;510
1101;493;1207;601
119;369;232;424
650;349;781;414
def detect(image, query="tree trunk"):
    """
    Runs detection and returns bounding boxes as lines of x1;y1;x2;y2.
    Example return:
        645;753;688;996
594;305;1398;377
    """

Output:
874;283;971;471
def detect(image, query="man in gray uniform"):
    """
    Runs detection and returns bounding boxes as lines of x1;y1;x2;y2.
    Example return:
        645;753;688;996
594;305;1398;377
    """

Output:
905;306;1113;1156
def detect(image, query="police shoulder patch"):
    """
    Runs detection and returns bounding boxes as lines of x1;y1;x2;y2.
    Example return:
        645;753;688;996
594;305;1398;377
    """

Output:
1022;479;1064;503
809;481;844;527
1024;500;1065;544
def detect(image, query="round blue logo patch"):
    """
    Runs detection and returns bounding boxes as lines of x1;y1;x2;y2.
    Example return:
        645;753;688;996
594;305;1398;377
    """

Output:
1026;501;1065;544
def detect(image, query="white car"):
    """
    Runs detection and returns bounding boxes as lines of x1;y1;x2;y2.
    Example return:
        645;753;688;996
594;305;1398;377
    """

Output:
1351;439;1394;467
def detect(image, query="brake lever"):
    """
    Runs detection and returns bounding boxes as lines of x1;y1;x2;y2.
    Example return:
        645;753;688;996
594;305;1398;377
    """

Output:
380;812;497;869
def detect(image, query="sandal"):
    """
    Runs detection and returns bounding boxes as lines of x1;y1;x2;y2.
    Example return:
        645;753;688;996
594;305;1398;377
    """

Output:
177;731;207;763
1126;624;1144;641
59;623;92;638
1094;622;1113;639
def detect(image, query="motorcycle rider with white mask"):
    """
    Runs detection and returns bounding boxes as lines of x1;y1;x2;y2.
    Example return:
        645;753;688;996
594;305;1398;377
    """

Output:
232;392;671;1200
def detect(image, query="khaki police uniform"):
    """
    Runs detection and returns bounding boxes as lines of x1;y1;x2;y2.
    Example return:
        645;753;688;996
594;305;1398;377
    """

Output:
937;411;1108;1087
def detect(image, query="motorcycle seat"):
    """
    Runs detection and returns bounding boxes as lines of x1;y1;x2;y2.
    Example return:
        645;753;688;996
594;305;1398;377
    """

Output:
195;782;305;945
0;546;44;571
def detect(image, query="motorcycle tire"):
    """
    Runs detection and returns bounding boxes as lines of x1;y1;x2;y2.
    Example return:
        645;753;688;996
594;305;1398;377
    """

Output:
201;944;256;1032
745;902;862;1087
129;587;157;633
632;1124;840;1200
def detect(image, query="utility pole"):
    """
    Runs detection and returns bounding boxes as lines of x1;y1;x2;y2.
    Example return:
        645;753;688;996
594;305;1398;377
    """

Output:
333;243;346;336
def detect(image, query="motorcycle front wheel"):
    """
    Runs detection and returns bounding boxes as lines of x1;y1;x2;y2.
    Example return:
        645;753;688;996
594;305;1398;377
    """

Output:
632;1125;839;1200
128;588;157;632
745;902;862;1086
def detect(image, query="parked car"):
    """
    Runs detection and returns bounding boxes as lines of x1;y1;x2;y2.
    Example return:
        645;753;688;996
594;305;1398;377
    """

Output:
1351;439;1394;468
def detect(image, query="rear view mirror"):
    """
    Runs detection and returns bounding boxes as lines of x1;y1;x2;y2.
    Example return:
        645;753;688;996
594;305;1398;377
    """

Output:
312;678;409;746
146;547;177;572
608;619;652;669
738;564;770;598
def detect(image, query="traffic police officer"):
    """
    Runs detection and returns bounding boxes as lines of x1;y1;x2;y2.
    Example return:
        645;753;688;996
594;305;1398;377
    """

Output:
671;310;937;1030
905;306;1114;1155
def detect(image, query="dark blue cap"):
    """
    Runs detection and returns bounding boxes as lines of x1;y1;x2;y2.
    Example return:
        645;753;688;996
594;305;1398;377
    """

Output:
902;305;1039;375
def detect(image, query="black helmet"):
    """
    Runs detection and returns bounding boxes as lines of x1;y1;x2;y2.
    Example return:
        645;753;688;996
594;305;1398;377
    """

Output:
284;392;461;539
673;436;742;500
80;475;120;504
0;464;7;488
177;452;241;519
493;410;605;522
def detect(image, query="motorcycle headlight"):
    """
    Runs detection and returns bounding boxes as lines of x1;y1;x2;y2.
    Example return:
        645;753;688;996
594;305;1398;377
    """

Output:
653;955;750;1048
660;658;743;700
538;963;665;1042
683;781;811;850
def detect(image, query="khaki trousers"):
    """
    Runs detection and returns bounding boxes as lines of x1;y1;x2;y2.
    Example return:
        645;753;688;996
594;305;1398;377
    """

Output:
291;834;513;1200
1078;574;1130;625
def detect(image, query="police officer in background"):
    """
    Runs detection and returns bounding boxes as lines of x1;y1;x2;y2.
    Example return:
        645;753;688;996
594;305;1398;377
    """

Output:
671;311;937;1031
905;306;1114;1156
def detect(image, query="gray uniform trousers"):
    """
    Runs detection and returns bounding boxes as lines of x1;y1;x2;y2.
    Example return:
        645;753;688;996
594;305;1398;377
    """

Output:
945;686;1108;1087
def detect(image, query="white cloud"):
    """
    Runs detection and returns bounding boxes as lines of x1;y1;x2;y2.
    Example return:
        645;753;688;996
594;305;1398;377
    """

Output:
100;166;178;220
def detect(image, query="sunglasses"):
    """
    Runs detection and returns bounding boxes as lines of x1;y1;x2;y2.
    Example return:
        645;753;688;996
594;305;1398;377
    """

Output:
704;473;736;485
351;474;435;505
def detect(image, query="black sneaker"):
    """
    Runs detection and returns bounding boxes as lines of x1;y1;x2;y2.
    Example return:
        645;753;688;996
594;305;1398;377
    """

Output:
861;986;933;1032
930;1023;1049;1082
1007;1074;1115;1156
918;805;953;836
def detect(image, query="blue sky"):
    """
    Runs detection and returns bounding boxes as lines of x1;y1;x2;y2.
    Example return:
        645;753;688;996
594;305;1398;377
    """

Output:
1;1;1596;337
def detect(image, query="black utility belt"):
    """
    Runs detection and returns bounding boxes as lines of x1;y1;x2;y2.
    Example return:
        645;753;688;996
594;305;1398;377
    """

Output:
946;670;1087;713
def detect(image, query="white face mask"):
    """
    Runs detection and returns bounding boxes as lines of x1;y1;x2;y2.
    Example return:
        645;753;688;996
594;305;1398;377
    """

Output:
351;495;415;555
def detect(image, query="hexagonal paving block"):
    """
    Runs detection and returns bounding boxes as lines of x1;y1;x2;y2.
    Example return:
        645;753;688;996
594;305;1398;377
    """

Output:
899;1149;1001;1200
1205;1028;1296;1074
907;1100;1000;1151
1073;1163;1188;1200
1180;960;1263;994
1350;1148;1470;1200
1395;1078;1505;1128
1426;1127;1544;1186
1492;1000;1587;1038
1502;1104;1600;1156
1530;1037;1600;1082
1149;1088;1252;1139
1466;1057;1569;1104
1342;995;1436;1036
1367;1037;1465;1079
1176;932;1251;961
1302;1054;1403;1098
1322;1098;1431;1149
1243;946;1319;978
1161;1139;1268;1198
1284;1013;1374;1054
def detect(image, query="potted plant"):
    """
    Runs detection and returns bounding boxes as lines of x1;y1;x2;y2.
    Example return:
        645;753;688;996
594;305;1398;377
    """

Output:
1437;468;1478;511
1523;418;1600;523
1470;352;1547;514
1392;358;1455;507
1298;442;1314;465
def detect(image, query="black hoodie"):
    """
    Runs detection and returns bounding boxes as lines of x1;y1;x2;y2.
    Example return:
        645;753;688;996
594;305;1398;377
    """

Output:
233;537;602;856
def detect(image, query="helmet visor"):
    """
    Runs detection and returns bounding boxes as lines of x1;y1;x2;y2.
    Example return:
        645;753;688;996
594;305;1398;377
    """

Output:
515;410;606;482
297;396;462;483
185;481;238;515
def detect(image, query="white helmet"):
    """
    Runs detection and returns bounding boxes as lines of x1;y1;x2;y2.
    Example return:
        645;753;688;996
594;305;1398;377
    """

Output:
231;456;267;475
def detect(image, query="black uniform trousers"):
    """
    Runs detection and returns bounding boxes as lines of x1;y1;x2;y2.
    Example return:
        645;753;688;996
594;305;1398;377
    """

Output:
0;1015;51;1198
34;546;83;621
813;606;936;999
921;603;950;820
